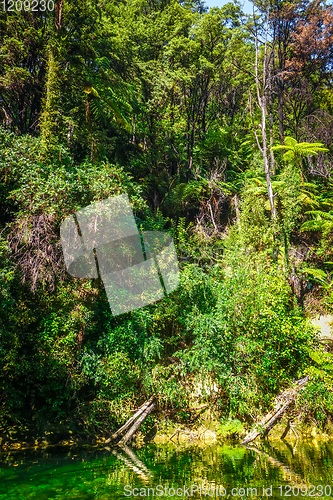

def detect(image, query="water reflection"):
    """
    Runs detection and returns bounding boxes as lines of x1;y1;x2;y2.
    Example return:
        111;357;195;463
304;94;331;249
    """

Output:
0;439;332;499
112;444;152;481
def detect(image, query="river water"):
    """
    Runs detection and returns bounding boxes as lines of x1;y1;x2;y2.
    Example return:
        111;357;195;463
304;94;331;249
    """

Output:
0;439;332;499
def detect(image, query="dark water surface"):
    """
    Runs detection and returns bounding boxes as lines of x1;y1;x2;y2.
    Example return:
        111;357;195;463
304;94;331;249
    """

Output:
0;439;332;499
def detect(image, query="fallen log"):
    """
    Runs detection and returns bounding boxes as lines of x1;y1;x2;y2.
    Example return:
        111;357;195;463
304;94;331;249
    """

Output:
241;377;309;445
118;399;156;445
105;397;154;444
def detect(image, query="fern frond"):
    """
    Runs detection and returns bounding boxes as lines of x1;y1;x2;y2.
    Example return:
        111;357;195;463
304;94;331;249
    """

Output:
300;220;324;231
271;137;328;164
304;210;333;220
302;182;318;190
271;145;291;152
301;220;333;232
302;267;327;282
95;57;110;70
247;177;264;186
297;193;319;207
284;136;297;147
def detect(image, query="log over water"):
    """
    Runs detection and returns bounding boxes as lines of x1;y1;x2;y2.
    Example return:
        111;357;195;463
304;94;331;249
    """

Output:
119;399;156;445
241;377;309;445
105;397;156;446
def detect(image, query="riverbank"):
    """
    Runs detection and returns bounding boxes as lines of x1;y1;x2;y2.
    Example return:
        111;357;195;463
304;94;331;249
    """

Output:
1;417;332;452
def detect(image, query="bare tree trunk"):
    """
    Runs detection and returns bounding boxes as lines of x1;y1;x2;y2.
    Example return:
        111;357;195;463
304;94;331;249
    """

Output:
261;96;276;219
241;377;309;445
272;17;285;146
105;397;154;444
268;58;275;175
119;400;156;445
55;0;64;30
250;10;276;219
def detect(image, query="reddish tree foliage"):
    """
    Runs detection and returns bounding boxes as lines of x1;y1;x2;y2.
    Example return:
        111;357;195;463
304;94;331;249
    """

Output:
285;0;333;80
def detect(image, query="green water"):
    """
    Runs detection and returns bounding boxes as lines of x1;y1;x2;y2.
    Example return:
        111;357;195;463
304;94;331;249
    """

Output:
0;439;332;499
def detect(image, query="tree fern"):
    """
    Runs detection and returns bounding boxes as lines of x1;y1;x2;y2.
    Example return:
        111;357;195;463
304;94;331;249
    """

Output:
271;137;329;162
272;137;328;190
84;85;131;132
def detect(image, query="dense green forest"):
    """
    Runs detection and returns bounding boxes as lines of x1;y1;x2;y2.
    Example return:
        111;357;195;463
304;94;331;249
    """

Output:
1;0;333;445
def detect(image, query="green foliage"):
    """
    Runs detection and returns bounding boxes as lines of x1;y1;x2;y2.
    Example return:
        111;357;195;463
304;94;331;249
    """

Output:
304;347;333;385
1;0;333;439
217;419;245;438
166;254;315;418
297;380;333;423
0;129;147;432
84;85;132;133
297;347;333;423
272;137;329;163
301;210;333;233
301;209;333;255
300;267;328;286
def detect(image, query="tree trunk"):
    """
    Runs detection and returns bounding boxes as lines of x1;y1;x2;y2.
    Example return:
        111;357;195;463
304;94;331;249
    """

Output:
105;397;154;444
251;11;276;219
39;44;60;154
261;95;276;219
268;59;275;175
241;377;309;445
119;400;156;445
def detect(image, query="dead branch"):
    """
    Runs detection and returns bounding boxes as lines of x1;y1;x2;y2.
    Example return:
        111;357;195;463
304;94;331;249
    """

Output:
7;212;65;291
105;397;154;444
241;377;309;445
119;399;156;445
